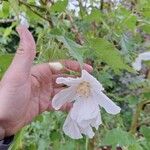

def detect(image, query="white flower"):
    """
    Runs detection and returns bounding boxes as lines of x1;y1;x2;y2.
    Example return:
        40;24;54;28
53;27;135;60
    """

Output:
19;12;29;28
52;70;121;139
35;0;41;6
132;52;150;71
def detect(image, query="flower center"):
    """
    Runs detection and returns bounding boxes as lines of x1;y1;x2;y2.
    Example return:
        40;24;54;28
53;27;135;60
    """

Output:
76;81;91;97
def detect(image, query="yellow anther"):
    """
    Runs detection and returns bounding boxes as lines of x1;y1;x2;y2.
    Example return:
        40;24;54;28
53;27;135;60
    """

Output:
76;81;91;97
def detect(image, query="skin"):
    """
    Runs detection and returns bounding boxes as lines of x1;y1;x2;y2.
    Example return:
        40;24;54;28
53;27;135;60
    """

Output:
0;25;93;139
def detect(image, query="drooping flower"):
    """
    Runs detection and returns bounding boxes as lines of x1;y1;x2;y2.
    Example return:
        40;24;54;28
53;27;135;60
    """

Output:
132;52;150;71
52;70;121;139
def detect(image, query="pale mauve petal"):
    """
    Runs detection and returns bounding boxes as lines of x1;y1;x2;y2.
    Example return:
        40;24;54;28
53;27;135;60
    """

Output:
52;86;76;110
95;91;121;115
77;119;93;129
80;126;95;138
82;70;104;91
90;111;102;130
132;58;141;71
70;96;99;128
63;113;82;139
77;112;102;130
56;77;81;86
132;52;150;71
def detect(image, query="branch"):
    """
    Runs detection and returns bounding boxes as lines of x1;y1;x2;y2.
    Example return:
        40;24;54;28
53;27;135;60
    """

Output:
130;100;150;134
0;18;17;23
2;0;45;10
78;0;84;18
19;0;46;11
100;0;104;11
88;136;95;150
2;0;54;27
18;0;53;27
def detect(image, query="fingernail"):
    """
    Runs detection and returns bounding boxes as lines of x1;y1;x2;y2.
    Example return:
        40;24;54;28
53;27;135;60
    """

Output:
86;64;93;72
49;62;63;71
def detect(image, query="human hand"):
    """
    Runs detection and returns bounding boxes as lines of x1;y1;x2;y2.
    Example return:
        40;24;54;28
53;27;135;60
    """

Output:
0;25;93;139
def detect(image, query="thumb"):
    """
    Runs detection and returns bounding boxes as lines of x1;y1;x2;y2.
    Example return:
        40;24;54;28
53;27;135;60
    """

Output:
9;25;36;76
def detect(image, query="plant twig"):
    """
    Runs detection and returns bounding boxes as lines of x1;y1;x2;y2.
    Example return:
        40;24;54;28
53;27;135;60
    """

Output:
88;136;96;150
100;0;104;11
130;100;150;134
0;18;17;23
18;0;53;27
2;0;53;27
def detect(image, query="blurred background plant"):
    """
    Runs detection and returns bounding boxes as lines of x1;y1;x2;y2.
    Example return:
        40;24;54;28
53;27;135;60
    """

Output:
0;0;150;150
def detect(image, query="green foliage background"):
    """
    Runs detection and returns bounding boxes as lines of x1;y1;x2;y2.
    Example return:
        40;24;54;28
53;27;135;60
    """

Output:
0;0;150;150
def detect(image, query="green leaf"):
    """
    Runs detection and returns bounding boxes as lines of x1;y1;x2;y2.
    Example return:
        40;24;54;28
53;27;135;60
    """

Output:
142;8;150;19
9;0;20;17
9;128;25;150
3;27;12;38
59;141;76;150
50;130;61;141
128;143;143;150
25;6;42;24
51;0;68;13
140;126;150;140
102;128;139;150
141;24;150;34
50;27;63;36
123;15;137;30
0;2;10;18
120;34;134;53
38;139;47;150
57;36;83;66
88;38;133;73
0;54;14;79
142;91;150;100
85;9;102;22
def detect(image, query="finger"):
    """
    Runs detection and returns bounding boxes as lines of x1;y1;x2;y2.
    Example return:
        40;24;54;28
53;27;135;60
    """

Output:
31;63;52;85
49;60;93;74
51;87;65;98
62;60;93;73
52;74;78;88
48;101;73;112
30;61;92;86
8;25;36;78
60;102;73;112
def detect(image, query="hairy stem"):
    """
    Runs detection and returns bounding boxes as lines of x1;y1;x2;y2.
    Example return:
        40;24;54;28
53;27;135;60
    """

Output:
88;136;95;150
130;100;150;134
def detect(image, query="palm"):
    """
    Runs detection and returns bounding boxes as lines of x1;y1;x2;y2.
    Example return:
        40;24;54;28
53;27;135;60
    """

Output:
1;64;53;133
